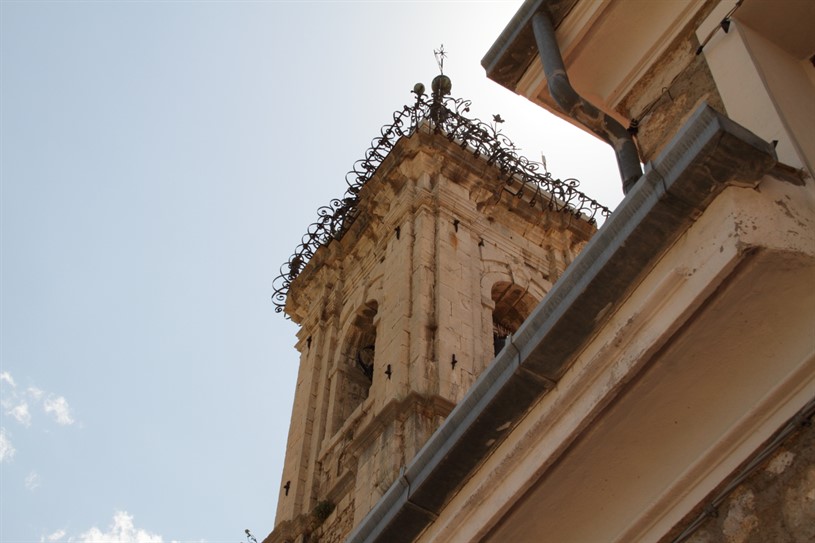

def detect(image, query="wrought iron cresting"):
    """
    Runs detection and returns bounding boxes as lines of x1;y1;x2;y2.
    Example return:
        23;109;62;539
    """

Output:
271;88;611;314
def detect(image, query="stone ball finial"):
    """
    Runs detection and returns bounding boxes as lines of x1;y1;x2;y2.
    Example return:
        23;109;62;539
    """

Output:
431;74;452;96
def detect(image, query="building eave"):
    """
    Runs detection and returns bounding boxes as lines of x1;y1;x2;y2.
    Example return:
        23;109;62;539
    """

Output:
482;0;714;138
481;0;576;91
346;103;779;543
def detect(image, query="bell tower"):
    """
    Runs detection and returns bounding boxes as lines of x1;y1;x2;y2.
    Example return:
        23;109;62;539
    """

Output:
266;75;606;543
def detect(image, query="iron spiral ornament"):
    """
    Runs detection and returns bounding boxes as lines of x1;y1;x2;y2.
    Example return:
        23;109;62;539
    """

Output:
271;89;611;314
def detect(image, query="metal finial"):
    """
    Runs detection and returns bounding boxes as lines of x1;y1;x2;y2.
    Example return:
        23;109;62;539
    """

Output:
490;113;505;135
434;44;448;75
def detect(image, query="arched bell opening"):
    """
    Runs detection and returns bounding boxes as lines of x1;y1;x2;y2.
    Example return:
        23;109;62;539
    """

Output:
491;282;538;356
333;300;378;432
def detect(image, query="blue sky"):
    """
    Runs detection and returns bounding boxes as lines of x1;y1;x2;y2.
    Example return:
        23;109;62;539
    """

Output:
0;1;620;542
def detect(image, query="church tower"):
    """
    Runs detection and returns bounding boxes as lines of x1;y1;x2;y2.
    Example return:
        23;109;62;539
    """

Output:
266;74;606;543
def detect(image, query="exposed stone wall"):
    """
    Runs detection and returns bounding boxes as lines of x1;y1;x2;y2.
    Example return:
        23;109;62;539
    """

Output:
308;492;355;543
677;417;815;543
352;399;449;524
617;0;726;163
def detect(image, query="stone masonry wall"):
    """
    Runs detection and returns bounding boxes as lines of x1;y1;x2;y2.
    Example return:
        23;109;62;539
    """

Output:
676;414;815;543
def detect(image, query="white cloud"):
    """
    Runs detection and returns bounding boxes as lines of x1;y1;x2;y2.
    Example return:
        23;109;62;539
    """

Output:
0;427;15;463
10;402;32;426
0;371;15;387
74;511;164;543
26;470;42;491
42;529;66;542
28;386;45;401
0;372;77;468
44;396;75;426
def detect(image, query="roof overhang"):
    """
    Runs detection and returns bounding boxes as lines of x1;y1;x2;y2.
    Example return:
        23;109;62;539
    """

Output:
346;102;815;542
483;0;709;132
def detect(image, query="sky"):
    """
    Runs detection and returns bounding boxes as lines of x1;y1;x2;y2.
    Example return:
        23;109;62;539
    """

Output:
0;1;621;542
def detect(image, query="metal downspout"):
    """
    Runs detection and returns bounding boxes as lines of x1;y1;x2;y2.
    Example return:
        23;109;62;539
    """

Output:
532;10;643;194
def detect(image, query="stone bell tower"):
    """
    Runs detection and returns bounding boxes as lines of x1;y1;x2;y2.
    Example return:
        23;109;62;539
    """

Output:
265;75;606;543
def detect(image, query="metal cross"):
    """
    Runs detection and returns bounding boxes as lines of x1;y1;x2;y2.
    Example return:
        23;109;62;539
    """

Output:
434;44;448;75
